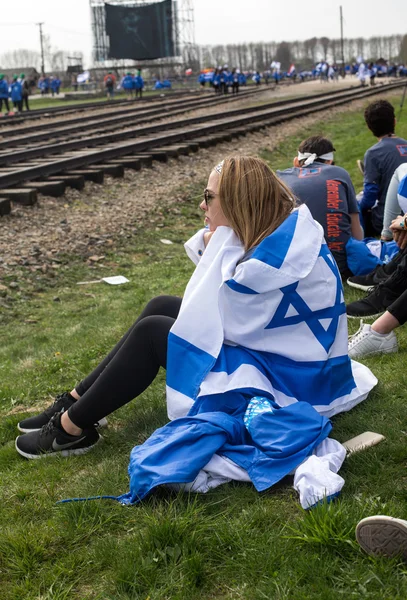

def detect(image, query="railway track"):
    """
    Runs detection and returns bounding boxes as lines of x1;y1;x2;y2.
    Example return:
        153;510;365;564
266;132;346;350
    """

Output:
0;86;261;147
0;81;404;217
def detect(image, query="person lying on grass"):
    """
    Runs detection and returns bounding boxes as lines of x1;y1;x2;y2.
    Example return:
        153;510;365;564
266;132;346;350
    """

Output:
16;156;375;507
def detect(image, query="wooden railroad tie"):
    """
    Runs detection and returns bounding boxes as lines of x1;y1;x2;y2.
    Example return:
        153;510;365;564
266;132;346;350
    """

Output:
65;169;104;184
0;188;37;206
21;181;66;197
0;197;11;216
46;174;85;190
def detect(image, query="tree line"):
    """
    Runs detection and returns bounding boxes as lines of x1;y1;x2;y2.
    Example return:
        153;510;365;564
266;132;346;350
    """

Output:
184;34;407;71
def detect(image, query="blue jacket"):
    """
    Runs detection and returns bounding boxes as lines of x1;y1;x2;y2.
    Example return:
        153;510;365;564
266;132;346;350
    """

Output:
10;81;22;102
0;79;8;99
51;78;61;90
133;75;144;90
121;75;133;90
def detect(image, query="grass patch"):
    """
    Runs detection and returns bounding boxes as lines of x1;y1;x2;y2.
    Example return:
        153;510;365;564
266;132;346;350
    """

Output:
1;91;407;599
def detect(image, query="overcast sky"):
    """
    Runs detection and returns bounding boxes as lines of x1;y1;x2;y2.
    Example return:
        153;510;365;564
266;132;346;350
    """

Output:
0;0;406;67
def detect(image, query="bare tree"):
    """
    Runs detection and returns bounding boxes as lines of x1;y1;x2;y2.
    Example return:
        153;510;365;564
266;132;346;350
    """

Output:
320;37;330;61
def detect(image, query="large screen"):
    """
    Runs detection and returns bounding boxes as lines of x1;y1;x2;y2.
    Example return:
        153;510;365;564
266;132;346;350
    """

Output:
105;1;174;60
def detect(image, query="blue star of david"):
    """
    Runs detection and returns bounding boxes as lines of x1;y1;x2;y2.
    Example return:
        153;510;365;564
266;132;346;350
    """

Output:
265;245;345;353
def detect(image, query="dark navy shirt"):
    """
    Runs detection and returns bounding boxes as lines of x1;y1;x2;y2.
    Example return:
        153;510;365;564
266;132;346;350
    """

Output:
363;136;407;231
277;163;358;275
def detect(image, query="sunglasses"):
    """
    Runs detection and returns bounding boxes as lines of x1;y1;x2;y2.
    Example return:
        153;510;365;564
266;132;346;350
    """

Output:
203;189;215;207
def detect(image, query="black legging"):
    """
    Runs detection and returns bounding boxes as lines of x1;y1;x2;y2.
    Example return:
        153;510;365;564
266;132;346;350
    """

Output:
69;295;182;429
387;289;407;325
0;98;10;112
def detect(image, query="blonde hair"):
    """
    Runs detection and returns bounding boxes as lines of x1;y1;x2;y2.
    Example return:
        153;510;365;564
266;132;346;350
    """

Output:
217;156;295;251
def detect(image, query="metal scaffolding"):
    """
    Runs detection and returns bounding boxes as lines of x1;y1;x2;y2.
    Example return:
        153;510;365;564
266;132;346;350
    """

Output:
89;0;195;66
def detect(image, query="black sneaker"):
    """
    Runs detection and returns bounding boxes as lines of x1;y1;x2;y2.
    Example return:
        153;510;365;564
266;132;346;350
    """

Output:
17;392;107;433
15;412;101;459
346;281;401;318
347;265;389;292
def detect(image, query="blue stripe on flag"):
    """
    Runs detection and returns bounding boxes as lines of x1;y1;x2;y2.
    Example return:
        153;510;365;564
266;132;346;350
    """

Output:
166;332;215;399
211;345;355;407
398;174;407;200
225;280;258;294
251;210;299;269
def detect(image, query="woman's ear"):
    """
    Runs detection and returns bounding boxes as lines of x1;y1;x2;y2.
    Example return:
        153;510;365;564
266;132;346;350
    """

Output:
293;157;300;167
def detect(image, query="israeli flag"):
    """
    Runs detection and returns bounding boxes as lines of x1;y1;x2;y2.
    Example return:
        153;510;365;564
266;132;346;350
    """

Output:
397;171;407;214
166;204;376;421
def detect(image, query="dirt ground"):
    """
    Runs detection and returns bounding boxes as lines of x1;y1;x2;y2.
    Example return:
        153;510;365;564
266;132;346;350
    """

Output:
0;92;388;283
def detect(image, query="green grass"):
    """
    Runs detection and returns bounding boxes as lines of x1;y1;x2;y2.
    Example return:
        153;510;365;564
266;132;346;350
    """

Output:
1;92;407;599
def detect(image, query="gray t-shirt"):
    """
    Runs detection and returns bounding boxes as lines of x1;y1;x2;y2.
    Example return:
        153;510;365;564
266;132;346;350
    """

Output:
364;136;407;230
277;163;358;275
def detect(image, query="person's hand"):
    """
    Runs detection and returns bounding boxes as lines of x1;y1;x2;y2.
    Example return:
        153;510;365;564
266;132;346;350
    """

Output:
393;229;407;249
389;215;407;232
203;231;214;247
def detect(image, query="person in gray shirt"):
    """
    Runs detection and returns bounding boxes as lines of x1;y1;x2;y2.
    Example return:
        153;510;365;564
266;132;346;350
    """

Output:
277;136;363;277
359;100;407;235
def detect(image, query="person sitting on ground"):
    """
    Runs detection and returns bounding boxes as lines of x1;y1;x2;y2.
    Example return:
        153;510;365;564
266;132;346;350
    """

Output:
381;163;407;240
15;156;375;484
356;516;407;561
347;178;407;322
357;100;407;236
277;135;363;278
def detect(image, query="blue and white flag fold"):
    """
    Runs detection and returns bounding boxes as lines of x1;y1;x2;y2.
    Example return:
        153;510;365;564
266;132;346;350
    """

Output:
167;204;376;421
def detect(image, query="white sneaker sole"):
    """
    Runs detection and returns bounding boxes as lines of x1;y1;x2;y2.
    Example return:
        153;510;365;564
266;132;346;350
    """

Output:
347;279;375;292
15;434;102;460
356;516;407;560
17;416;108;434
349;345;398;358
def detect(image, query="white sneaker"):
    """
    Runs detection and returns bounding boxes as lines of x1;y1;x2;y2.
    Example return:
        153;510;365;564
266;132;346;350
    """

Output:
356;516;407;560
348;320;398;358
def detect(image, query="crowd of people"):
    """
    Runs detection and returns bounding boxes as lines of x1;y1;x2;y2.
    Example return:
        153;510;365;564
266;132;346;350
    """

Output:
0;72;32;113
199;60;407;92
9;90;407;560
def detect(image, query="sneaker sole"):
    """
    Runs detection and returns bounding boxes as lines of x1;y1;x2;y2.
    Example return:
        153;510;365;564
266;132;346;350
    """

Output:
17;417;108;434
15;434;102;460
356;516;407;560
349;345;398;358
347;280;375;292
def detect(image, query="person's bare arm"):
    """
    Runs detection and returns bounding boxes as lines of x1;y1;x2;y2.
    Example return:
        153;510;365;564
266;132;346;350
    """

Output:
350;213;364;240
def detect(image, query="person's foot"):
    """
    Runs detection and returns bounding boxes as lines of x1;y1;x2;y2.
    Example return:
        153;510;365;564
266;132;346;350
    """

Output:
17;392;107;433
347;264;389;292
357;159;365;175
346;283;399;319
356;516;407;560
15;412;100;459
348;321;398;358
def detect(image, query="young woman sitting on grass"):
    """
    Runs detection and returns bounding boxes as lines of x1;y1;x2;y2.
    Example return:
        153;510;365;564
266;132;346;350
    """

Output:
15;156;376;505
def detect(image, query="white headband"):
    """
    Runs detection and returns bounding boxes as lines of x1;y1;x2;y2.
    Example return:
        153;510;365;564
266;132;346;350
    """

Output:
298;151;334;166
214;160;224;174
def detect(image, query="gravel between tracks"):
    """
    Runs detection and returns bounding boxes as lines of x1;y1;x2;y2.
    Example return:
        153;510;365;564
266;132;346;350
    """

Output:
0;94;395;284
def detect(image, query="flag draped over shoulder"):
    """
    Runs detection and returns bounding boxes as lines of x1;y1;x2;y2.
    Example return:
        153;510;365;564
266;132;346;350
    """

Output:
167;204;376;420
119;205;377;508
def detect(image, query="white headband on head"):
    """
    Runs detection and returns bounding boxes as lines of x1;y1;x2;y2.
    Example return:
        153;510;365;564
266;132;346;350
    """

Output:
297;151;334;166
214;160;224;174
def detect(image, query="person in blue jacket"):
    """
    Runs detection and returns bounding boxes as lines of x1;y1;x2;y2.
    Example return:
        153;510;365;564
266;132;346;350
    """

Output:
213;68;221;94
0;74;10;113
231;69;240;94
198;72;206;88
50;76;61;96
134;70;144;99
238;71;246;86
253;71;261;85
10;75;23;112
121;72;134;99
